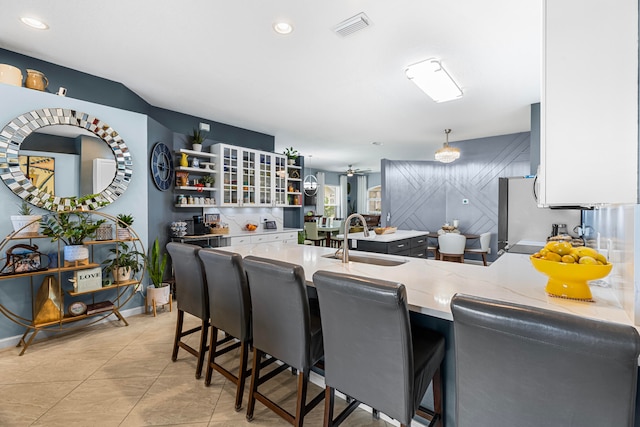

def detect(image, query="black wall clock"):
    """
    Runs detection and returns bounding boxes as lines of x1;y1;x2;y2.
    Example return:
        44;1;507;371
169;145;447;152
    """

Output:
150;142;174;191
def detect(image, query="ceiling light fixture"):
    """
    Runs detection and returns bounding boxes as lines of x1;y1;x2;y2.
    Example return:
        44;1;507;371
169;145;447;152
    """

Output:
405;58;462;103
273;22;293;35
20;16;49;30
435;129;460;163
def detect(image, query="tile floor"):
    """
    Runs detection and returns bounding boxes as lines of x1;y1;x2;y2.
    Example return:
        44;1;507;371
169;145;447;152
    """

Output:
0;307;396;427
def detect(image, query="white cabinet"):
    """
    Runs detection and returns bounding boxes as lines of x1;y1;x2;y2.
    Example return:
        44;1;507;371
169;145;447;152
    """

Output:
230;231;299;246
212;143;288;207
539;0;637;206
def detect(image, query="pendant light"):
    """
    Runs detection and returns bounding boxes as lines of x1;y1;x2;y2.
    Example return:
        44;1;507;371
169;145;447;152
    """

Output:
435;129;460;163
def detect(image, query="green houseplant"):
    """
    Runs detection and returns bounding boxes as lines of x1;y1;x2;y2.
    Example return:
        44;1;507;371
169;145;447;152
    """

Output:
146;238;171;313
147;238;168;288
102;241;144;283
116;213;134;240
284;146;298;165
200;175;215;187
10;200;42;236
190;128;206;152
41;211;105;263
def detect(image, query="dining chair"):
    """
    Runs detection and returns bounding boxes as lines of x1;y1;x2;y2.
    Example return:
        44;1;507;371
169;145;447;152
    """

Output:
464;231;491;266
437;233;466;263
197;248;252;411
304;221;324;246
313;270;444;427
329;220;344;248
166;242;210;379
243;256;324;426
451;293;640;427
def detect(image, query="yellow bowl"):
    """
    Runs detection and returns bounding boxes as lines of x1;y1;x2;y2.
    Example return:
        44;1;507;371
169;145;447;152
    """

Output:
530;256;612;300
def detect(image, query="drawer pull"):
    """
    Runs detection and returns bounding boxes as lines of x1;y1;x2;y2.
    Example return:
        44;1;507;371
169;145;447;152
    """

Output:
396;244;405;248
416;239;425;243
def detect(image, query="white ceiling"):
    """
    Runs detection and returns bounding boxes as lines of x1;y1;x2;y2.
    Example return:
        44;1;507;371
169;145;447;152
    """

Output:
0;0;541;173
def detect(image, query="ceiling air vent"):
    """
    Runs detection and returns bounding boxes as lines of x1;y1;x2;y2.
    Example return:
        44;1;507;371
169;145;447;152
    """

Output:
333;13;371;37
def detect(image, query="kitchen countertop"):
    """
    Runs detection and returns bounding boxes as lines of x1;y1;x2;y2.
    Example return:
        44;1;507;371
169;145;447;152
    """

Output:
339;229;429;242
219;242;632;326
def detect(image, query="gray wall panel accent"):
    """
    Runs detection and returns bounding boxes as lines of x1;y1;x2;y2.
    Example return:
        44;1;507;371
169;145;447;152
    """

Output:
383;132;531;262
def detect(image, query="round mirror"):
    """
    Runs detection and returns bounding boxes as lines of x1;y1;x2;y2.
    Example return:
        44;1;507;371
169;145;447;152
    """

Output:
0;108;132;211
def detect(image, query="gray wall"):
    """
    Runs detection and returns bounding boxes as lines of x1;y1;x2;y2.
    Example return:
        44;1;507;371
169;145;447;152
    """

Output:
382;132;531;262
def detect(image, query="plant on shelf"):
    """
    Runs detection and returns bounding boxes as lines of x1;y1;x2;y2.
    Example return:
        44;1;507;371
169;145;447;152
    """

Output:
116;213;134;240
10;200;42;236
190;128;207;152
102;241;144;283
200;175;215;187
41;212;105;246
41;211;106;263
284;146;298;164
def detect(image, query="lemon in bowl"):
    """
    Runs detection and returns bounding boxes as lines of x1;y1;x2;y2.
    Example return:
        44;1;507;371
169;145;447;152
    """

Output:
530;255;612;300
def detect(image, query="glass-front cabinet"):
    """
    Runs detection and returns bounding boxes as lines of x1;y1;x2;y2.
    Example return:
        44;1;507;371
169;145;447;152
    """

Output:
219;145;239;205
274;156;287;206
213;143;288;207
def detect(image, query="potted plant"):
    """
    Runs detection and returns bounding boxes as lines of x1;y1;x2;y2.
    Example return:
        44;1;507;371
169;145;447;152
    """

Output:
116;213;134;240
200;175;215;187
145;237;171;314
101;241;144;283
284;146;298;165
10;200;42;236
41;211;105;264
190;128;206;152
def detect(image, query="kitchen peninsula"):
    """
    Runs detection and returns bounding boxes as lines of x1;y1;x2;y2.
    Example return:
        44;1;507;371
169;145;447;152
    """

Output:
346;229;430;258
219;242;632;427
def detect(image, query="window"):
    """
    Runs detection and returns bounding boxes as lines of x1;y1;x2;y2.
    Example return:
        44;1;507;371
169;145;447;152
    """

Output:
324;185;340;217
367;185;381;214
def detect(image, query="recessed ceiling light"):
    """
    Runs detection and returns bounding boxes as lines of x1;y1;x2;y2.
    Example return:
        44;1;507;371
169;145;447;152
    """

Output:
273;22;293;35
20;16;49;30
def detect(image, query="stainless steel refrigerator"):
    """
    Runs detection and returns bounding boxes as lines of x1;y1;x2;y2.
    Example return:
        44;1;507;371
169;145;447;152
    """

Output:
498;177;582;254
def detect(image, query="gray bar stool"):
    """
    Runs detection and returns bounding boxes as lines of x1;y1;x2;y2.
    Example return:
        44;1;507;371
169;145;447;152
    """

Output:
166;242;210;379
243;255;324;426
197;249;252;411
451;293;640;427
313;270;444;427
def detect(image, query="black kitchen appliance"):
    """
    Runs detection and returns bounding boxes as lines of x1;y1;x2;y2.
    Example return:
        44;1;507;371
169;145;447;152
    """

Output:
193;215;208;235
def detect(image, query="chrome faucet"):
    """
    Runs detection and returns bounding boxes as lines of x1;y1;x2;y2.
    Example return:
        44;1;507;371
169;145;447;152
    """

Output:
340;213;370;263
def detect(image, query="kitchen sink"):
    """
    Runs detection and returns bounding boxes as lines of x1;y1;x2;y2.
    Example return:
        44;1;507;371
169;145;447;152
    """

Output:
322;253;407;266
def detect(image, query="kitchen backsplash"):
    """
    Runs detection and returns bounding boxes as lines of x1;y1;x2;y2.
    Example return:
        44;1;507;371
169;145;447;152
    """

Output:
202;206;284;233
584;205;637;325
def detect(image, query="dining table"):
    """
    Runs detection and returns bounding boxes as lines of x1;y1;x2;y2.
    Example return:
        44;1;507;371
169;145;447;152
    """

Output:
317;225;341;247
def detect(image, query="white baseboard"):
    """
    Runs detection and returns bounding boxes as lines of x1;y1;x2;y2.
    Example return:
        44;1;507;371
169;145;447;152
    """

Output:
0;304;145;351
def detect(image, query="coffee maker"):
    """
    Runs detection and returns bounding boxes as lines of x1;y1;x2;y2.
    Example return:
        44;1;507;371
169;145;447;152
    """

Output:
193;215;208;235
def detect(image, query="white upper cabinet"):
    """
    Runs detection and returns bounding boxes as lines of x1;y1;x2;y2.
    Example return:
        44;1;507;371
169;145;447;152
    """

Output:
212;143;288;207
539;0;638;206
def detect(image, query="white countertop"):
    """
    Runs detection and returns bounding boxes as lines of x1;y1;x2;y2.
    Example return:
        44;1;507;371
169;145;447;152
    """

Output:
344;229;429;242
219;242;632;327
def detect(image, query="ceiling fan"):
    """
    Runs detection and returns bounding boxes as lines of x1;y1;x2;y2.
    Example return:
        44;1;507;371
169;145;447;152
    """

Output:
344;165;372;176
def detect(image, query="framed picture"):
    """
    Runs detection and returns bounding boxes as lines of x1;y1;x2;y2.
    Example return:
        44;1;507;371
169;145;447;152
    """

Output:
75;267;102;292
